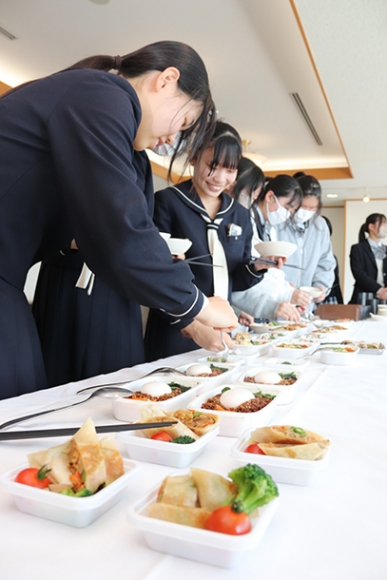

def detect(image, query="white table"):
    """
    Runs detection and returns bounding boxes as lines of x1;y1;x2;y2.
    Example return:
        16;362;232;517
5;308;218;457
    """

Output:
1;320;387;580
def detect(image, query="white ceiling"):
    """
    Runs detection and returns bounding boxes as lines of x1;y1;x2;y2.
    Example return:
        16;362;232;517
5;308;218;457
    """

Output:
1;0;387;207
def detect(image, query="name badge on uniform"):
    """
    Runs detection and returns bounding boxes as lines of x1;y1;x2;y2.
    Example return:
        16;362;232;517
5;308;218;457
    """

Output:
227;223;243;237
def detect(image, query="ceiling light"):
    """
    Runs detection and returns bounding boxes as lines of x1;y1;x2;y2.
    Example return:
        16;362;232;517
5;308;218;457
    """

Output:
89;0;112;4
241;140;267;167
326;193;338;198
363;193;370;203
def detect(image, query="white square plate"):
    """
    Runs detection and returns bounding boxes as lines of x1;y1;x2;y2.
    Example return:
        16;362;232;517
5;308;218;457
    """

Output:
231;431;330;486
127;472;279;568
0;458;140;527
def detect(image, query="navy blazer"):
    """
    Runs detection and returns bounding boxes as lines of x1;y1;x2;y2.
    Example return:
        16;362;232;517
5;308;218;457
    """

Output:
349;239;387;303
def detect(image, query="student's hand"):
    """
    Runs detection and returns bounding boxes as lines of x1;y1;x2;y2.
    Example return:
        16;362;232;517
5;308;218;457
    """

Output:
272;256;287;269
195;296;238;331
274;302;301;322
181;321;235;351
313;285;326;303
291;289;312;307
238;311;254;326
376;287;387;300
172;253;186;260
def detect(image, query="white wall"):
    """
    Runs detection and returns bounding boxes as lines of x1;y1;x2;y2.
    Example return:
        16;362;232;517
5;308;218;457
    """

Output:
343;199;387;303
320;206;344;291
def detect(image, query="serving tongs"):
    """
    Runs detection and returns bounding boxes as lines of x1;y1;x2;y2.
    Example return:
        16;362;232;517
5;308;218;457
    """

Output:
250;257;305;270
185;254;221;267
0;421;179;441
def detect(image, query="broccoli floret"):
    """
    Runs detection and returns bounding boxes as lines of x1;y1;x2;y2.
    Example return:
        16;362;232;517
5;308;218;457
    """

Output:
228;463;278;514
59;488;93;497
170;436;196;444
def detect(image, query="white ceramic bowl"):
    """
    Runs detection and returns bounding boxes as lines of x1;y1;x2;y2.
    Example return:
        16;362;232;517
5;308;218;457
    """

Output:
319;346;359;365
127;473;279;568
300;286;324;299
370;313;387;323
165;237;192;255
112;376;202;422
187;384;282;437
116;424;219;468
271;341;316;359
0;458;140;527
235;367;300;405
231;431;330;486
254;240;297;259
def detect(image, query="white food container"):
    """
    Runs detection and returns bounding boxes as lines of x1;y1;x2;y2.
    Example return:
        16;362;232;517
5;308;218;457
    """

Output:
197;354;245;367
231;334;276;357
176;361;238;379
235;367;300;405
127;475;279;568
231;431;330;486
116;425;219;468
271;341;316;359
0;458;140;527
187;384;281;437
319;346;359;365
112;376;202;422
263;357;310;372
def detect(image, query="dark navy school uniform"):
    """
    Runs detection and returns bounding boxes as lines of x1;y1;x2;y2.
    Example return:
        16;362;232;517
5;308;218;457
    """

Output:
31;151;152;387
145;180;263;360
0;69;204;399
349;239;387;303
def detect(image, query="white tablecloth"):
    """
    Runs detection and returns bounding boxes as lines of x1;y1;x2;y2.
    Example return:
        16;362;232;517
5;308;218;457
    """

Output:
1;320;387;580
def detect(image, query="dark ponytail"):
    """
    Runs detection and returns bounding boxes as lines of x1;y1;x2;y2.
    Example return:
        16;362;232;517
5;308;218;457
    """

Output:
65;41;216;166
359;213;387;242
2;41;216;169
232;157;265;204
257;174;302;209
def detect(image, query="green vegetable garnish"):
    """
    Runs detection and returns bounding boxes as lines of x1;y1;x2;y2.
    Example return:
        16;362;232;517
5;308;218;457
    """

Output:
279;372;297;380
59;488;93;497
170;436;196;445
192;411;202;418
291;426;306;437
209;363;228;373
227;464;279;514
281;361;292;365
168;382;191;393
221;386;231;393
81;470;86;483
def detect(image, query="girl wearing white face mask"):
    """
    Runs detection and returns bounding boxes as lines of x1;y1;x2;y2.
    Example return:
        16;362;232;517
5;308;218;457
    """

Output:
231;166;313;321
349;213;387;303
273;173;336;304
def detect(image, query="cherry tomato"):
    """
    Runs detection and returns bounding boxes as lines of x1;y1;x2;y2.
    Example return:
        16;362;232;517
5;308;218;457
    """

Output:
15;465;52;489
150;431;173;442
245;443;265;455
205;505;251;535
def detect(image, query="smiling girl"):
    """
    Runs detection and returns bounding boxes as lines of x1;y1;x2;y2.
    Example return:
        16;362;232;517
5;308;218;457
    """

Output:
145;121;264;360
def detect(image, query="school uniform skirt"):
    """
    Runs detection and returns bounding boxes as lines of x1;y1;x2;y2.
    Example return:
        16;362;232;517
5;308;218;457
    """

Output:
0;275;47;399
32;252;145;387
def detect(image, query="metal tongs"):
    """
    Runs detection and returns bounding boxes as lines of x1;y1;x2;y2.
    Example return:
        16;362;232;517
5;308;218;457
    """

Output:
250;256;305;270
185;254;221;267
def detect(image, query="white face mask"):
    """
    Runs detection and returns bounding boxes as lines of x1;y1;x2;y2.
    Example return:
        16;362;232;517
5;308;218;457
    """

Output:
377;225;387;239
152;132;184;157
267;195;290;225
294;208;316;224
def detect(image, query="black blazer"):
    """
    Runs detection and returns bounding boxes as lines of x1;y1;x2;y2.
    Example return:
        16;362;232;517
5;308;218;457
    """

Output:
349;239;387;303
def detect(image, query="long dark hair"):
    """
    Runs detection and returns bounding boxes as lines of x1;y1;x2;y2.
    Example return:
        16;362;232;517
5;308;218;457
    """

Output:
359;213;387;242
195;120;242;174
293;172;322;214
2;41;216;168
257;174;302;209
232;157;265;204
